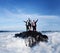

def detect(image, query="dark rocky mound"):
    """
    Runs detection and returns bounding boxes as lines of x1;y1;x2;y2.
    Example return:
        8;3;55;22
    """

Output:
14;31;48;47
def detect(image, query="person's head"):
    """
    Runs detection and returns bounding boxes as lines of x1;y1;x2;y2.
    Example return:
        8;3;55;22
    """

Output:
33;20;35;22
28;18;31;22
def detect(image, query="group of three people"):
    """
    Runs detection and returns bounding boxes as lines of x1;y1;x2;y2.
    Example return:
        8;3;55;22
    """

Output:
24;18;38;31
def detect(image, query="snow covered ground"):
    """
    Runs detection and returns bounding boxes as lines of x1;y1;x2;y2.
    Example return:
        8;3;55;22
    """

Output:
0;32;60;53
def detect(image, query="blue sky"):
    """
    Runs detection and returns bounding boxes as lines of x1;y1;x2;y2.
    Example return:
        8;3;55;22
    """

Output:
0;0;60;31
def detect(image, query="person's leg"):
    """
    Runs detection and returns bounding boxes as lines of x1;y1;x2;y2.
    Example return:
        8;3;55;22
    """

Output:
29;25;31;30
35;27;36;31
27;25;31;31
26;25;28;31
33;26;35;31
28;26;30;31
27;25;29;31
33;26;34;31
26;26;27;31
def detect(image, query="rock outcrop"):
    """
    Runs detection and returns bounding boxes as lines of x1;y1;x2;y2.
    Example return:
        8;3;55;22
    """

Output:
14;31;48;47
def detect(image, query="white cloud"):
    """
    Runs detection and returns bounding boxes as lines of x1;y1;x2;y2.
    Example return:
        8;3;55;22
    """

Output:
3;9;59;19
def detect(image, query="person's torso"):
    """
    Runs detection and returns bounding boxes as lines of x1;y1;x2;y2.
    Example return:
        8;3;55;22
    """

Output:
32;22;36;26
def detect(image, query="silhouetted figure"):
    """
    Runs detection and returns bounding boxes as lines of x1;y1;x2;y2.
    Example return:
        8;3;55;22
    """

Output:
28;18;32;31
24;20;29;31
32;19;38;31
24;18;32;31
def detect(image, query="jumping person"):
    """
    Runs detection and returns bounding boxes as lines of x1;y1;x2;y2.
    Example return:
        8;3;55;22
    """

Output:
32;19;38;31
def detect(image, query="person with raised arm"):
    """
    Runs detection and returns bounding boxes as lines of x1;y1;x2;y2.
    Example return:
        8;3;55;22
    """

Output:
24;20;29;31
28;18;32;31
32;19;38;31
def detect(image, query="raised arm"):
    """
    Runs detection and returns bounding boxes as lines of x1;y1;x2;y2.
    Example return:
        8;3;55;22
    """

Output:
24;21;27;23
36;19;38;23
